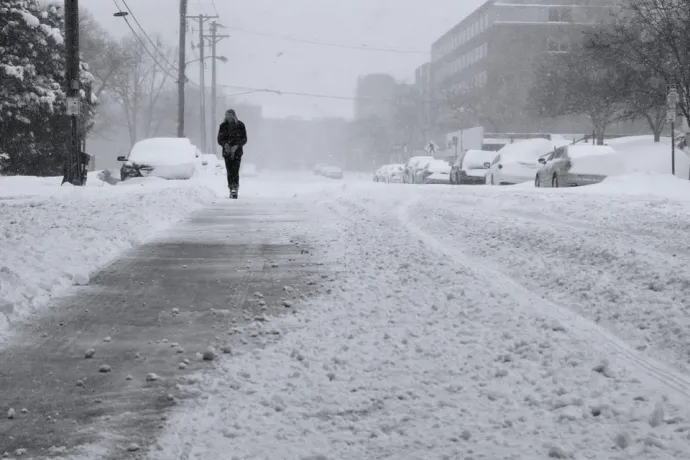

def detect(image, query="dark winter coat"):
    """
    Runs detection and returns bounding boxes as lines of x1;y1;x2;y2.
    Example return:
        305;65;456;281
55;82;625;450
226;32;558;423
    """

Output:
217;120;248;157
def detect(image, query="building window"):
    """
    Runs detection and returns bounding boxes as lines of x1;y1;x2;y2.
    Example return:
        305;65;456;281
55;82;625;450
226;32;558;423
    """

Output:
549;7;573;22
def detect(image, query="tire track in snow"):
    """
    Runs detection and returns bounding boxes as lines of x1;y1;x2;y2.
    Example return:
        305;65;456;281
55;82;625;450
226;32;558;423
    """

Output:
395;195;690;403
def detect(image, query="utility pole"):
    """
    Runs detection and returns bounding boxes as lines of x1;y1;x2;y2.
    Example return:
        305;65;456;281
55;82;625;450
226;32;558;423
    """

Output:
186;14;217;152
205;21;228;156
177;0;188;138
62;0;84;186
668;84;679;176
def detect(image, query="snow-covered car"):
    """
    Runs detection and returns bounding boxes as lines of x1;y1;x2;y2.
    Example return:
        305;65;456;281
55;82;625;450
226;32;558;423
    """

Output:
535;145;624;187
118;137;203;181
321;165;344;179
314;164;328;176
421;159;452;184
451;150;497;185
386;164;404;183
403;156;433;184
412;157;435;184
241;163;258;177
373;165;389;182
486;138;568;186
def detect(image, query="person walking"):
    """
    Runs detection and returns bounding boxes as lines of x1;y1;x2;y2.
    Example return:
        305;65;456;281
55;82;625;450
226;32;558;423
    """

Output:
217;109;248;199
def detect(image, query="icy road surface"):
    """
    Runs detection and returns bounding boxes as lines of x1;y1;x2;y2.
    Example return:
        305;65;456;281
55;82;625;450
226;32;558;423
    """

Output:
152;174;690;460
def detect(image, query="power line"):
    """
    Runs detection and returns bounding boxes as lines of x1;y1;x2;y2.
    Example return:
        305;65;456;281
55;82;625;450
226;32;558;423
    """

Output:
210;0;220;17
111;0;199;87
227;26;430;55
120;0;179;75
221;84;448;104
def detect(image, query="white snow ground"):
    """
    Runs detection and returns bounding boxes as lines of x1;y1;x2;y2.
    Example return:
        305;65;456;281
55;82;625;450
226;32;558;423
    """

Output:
151;173;690;460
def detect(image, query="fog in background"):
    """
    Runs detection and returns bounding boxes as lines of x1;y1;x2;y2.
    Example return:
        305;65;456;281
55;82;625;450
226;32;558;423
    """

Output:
83;0;484;171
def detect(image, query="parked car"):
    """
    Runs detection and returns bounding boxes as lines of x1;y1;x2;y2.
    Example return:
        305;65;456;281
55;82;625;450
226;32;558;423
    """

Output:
449;153;466;185
485;138;569;186
421;159;452;184
314;164;328;175
412;157;435;184
321;165;344;179
373;165;390;182
403;156;433;184
451;150;496;185
118;137;203;181
535;145;623;187
386;164;404;183
241;163;258;177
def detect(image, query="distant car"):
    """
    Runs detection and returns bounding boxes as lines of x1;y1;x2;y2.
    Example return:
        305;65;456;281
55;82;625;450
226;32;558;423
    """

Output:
241;163;258;177
535;145;623;187
386;164;404;183
118;137;202;181
321;165;343;179
421;159;452;184
451;150;497;185
373;165;389;182
486;138;567;186
403;156;433;184
314;164;328;176
412;157;435;184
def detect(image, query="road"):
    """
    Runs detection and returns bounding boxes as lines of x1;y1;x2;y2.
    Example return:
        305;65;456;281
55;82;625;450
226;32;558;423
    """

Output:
0;197;327;459
153;178;690;460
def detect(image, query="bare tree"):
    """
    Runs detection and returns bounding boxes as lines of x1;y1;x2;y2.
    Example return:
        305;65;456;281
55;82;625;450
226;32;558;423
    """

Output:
607;0;690;129
528;46;632;144
80;9;127;98
109;36;176;145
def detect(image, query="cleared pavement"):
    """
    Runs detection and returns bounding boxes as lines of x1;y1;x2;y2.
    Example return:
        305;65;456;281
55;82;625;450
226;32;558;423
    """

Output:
0;198;325;459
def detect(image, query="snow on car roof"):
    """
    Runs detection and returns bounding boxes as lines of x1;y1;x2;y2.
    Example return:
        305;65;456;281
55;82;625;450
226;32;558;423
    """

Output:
498;138;557;161
567;145;617;158
129;137;197;165
426;159;450;169
462;150;497;169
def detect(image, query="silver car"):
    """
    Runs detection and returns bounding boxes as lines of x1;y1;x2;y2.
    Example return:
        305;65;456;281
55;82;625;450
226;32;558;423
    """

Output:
535;145;623;188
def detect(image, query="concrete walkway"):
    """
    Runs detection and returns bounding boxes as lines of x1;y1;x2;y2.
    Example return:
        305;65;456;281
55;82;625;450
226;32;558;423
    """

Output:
0;199;324;459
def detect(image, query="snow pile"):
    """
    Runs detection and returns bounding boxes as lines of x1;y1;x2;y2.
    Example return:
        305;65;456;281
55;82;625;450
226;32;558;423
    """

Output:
584;172;690;199
608;136;690;179
0;173;218;336
152;189;690;460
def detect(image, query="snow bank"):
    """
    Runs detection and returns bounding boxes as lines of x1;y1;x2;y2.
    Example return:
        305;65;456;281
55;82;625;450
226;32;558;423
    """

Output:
0;173;218;337
583;172;690;199
609;136;690;179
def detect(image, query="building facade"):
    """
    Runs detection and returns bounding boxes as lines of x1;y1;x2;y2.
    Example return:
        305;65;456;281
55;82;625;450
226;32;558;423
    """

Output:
354;73;397;121
430;0;617;133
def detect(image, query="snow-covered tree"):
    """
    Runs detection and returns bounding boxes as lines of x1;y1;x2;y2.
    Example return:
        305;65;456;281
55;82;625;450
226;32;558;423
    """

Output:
0;0;96;175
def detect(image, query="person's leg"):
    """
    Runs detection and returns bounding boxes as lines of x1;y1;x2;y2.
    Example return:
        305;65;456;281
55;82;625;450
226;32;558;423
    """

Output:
230;156;242;191
223;155;233;191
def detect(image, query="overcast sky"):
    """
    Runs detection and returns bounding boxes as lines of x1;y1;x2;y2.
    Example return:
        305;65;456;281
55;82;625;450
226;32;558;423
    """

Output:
84;0;485;119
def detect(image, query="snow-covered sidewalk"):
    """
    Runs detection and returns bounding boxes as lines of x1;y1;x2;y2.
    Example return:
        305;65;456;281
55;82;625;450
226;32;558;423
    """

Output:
151;179;690;460
0;172;220;338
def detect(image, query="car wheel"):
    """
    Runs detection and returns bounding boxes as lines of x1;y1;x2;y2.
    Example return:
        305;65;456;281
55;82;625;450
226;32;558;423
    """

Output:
552;173;559;188
535;174;540;187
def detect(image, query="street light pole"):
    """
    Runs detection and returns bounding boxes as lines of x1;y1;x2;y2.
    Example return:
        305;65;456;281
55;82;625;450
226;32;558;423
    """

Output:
177;0;188;138
205;21;228;156
62;0;84;186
